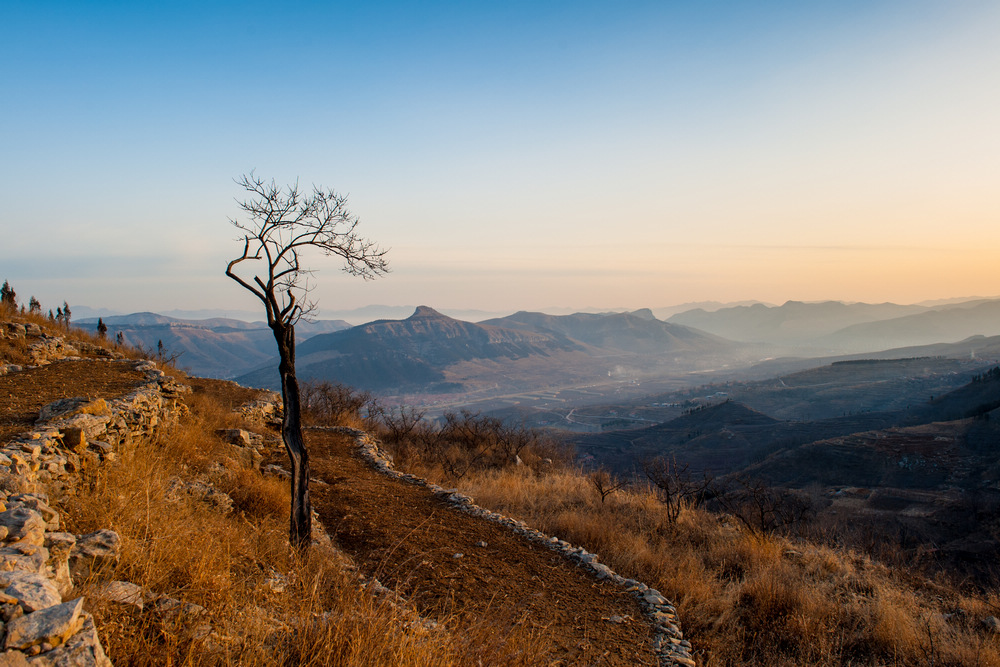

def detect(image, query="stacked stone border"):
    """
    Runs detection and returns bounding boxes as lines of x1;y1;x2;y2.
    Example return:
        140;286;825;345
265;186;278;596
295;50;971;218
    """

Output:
0;357;189;666
316;425;697;667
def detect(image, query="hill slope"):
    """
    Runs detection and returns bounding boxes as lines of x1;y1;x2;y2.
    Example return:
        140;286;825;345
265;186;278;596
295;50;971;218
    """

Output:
483;309;732;354
238;306;748;396
238;306;591;393
76;312;350;379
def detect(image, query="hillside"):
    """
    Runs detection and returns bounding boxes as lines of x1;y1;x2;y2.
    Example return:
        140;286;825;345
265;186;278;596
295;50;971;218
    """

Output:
483;308;732;355
6;305;1000;666
667;300;929;345
238;306;592;393
1;308;685;666
819;299;1000;351
238;306;747;396
76;312;350;379
575;360;1000;476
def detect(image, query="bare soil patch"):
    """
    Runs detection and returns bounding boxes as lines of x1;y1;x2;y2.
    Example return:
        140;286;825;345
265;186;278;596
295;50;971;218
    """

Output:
0;360;146;442
184;375;267;410
306;431;657;666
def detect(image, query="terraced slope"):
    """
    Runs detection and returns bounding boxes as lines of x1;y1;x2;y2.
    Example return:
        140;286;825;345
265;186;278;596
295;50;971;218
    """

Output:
304;429;662;666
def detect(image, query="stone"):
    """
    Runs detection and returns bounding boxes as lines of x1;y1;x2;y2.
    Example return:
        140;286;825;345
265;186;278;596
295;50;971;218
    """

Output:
37;401;90;425
56;430;84;456
8;498;58;533
91;581;145;612
215;429;252;448
52;415;110;446
68;531;119;583
982;616;1000;633
42;535;75;599
0;547;49;576
0;509;46;547
25;614;111;667
0;650;32;666
591;563;613;579
3;598;84;651
0;574;61;613
643;590;668;606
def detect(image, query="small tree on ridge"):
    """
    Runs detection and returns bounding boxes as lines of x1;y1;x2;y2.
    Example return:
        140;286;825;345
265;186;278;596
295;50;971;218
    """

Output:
225;172;389;548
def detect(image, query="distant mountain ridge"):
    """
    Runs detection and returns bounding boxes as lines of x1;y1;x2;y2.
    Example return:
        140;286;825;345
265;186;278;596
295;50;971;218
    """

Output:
668;298;1000;349
237;306;742;394
482;309;731;355
75;312;350;379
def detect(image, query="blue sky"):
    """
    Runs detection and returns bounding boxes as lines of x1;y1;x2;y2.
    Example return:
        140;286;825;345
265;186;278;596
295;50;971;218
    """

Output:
3;1;998;316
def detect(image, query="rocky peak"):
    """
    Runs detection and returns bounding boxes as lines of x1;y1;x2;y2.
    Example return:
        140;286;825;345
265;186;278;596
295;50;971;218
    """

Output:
408;306;446;319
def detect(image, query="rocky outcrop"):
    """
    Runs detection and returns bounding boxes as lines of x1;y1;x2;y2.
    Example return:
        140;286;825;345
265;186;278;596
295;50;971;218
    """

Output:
0;352;190;666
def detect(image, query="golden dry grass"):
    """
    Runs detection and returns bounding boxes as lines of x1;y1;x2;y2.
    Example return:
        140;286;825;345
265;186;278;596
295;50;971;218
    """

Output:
403;464;1000;666
52;361;548;666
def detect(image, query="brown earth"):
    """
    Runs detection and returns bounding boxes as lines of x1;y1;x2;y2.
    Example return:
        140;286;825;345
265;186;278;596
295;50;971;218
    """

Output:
0;359;146;442
0;356;660;665
306;430;658;666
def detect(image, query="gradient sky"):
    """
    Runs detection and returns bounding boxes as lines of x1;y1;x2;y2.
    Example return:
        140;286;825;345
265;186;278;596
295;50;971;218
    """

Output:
3;1;998;317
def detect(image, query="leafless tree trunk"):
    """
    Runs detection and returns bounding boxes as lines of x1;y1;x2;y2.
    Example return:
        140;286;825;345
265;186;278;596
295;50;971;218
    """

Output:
225;172;388;549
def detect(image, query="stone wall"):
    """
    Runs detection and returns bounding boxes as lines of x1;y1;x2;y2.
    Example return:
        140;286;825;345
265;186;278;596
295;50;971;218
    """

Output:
0;358;188;665
325;426;697;667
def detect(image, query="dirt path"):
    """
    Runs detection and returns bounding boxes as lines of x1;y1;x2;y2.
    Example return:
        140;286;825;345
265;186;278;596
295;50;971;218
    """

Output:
0;360;147;442
306;431;658;666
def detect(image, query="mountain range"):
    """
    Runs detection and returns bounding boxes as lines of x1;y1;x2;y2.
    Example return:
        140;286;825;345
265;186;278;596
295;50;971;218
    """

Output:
76;312;350;379
75;297;1000;396
667;298;1000;349
236;306;738;395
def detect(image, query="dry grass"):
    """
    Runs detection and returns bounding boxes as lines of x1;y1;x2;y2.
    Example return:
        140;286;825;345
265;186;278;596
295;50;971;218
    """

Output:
404;463;1000;666
52;364;548;665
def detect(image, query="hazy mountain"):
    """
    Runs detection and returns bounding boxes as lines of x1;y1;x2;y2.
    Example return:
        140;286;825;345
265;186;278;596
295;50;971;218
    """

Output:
666;300;930;346
237;306;591;393
651;300;769;320
482;309;733;355
237;306;751;395
76;312;350;379
314;305;516;325
819;300;1000;351
575;360;1000;477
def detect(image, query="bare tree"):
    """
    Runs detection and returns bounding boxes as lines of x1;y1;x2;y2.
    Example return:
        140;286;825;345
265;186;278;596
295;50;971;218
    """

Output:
225;172;389;548
589;468;627;504
714;475;814;536
642;455;715;523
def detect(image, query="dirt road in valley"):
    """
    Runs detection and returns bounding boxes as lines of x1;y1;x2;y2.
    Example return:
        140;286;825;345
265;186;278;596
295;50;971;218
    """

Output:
306;430;658;666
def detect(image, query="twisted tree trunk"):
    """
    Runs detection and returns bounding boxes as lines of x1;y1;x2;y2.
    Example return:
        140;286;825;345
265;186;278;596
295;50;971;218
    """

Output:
273;321;311;548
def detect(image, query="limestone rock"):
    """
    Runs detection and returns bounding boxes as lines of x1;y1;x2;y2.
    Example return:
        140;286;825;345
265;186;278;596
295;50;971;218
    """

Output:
0;509;45;547
3;598;84;651
91;581;145;613
42;535;75;599
56;430;84;457
36;401;90;425
0;649;32;665
8;498;58;533
0;574;61;614
215;429;251;448
25;614;111;666
68;532;119;583
0;546;49;576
